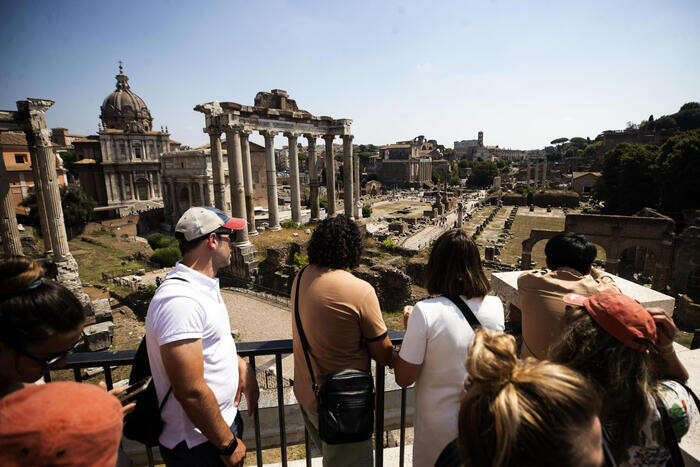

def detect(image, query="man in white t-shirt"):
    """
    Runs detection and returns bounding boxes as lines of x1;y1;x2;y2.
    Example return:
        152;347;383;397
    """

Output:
146;207;259;467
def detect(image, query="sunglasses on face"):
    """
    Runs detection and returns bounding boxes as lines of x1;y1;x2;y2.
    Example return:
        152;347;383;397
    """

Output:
12;334;85;368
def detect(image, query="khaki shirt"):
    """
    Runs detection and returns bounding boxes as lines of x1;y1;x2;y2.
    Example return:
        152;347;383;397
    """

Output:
517;267;619;359
292;264;388;412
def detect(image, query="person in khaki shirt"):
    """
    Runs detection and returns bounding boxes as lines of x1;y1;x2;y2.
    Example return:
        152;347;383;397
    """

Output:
517;233;619;359
292;215;393;467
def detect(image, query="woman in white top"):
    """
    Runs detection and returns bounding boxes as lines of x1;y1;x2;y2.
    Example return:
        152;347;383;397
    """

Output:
393;229;504;467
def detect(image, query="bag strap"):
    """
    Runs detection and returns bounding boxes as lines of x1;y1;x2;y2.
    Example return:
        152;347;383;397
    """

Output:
600;425;618;467
655;395;685;467
293;267;319;395
446;295;481;329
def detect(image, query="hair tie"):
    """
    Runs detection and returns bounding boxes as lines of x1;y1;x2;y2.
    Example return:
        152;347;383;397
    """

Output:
26;278;43;290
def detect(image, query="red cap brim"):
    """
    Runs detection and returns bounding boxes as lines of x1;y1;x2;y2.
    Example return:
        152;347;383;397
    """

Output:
222;217;247;230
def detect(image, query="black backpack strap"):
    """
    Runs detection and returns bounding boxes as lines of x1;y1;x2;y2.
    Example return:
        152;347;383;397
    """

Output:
600;425;618;467
446;295;481;329
655;395;685;467
293;267;318;395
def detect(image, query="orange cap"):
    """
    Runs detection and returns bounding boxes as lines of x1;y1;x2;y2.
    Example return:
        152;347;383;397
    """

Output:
0;382;123;466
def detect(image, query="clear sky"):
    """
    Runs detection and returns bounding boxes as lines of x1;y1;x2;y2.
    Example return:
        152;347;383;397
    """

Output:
1;0;698;150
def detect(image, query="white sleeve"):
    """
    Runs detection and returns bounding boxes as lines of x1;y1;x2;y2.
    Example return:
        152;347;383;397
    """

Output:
152;297;206;346
398;303;429;365
490;296;505;333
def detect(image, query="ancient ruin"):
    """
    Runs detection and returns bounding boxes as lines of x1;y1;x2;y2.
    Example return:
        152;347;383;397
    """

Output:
194;90;354;283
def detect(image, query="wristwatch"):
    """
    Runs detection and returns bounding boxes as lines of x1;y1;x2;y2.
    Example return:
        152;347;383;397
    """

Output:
219;435;238;456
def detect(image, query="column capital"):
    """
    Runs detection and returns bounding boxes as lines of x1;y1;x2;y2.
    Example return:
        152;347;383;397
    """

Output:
322;134;335;143
224;123;245;133
283;131;301;139
342;134;354;143
204;127;222;137
260;130;277;140
304;133;319;141
239;129;252;137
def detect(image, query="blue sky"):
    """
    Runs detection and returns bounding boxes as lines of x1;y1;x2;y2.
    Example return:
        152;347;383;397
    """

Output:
1;0;698;150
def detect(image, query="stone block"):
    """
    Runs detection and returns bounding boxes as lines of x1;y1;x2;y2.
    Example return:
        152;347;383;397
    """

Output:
91;298;113;324
83;321;114;351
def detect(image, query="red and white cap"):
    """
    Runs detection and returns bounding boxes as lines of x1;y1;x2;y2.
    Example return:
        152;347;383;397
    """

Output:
175;206;246;241
563;290;657;351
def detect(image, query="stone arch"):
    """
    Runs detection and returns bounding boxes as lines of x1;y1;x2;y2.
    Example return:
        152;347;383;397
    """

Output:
178;184;191;216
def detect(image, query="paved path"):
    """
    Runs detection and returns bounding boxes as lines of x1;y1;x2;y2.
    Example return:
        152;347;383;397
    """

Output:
221;290;295;378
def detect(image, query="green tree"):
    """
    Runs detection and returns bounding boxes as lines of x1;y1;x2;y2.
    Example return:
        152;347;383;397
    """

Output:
569;137;588;149
656;129;700;218
362;203;372;218
21;184;97;229
467;162;498;188
550;137;569;145
596;143;659;214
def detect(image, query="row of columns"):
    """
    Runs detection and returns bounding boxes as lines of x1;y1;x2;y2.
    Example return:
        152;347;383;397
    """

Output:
206;125;359;246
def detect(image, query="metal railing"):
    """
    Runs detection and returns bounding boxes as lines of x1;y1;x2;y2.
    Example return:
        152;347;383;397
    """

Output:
45;331;408;467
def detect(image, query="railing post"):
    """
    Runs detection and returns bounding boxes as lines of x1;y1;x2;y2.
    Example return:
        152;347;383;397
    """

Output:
375;364;385;467
248;355;263;467
305;428;312;467
275;354;288;467
400;387;406;467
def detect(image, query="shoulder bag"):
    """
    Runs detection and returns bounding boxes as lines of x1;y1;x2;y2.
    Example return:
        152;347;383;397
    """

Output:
294;266;375;444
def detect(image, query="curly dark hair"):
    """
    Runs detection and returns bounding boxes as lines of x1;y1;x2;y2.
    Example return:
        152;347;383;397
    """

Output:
549;306;659;461
307;215;363;269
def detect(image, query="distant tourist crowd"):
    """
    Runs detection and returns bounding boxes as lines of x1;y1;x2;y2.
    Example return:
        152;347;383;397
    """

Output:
0;207;696;467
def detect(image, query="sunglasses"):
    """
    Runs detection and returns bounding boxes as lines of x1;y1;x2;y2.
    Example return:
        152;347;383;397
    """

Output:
11;334;85;368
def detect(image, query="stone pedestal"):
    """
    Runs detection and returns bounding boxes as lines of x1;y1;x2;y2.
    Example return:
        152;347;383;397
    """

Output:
223;243;259;287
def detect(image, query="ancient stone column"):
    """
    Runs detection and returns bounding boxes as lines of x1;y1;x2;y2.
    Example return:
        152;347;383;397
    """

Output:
285;132;301;224
28;149;52;254
204;180;213;207
342;135;354;219
129;173;136;200
457;202;464;228
323;135;336;217
353;149;361;218
305;134;320;221
198;180;205;207
0;154;23;256
187;183;192;207
20;100;71;261
240;130;257;235
207;129;226;212
261;130;281;230
225;126;250;243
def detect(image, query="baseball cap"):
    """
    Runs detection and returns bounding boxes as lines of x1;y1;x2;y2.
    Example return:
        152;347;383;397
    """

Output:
563;290;657;351
175;206;246;241
0;382;123;466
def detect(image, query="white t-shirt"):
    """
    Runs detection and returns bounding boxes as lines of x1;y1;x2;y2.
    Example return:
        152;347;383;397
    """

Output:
399;295;504;467
145;262;239;449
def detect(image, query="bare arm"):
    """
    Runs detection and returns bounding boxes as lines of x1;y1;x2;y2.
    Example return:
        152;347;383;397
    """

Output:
234;355;259;416
367;335;394;367
393;351;421;387
160;339;238;451
648;308;689;382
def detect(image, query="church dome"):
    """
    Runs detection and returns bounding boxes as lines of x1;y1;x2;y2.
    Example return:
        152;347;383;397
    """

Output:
100;65;153;132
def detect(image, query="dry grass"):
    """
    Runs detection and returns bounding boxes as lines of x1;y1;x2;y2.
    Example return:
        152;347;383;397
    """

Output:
499;214;565;266
250;227;313;259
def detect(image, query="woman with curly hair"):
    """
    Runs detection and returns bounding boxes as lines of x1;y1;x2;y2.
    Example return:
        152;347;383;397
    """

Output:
393;228;504;466
550;290;694;466
292;215;393;466
441;328;605;467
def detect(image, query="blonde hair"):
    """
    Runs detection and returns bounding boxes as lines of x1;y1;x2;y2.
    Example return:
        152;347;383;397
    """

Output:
458;329;601;467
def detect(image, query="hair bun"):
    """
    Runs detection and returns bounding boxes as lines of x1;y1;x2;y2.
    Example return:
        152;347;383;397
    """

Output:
466;330;519;390
0;256;45;294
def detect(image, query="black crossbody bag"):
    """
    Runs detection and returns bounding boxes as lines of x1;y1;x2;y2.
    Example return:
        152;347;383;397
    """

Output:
293;266;375;444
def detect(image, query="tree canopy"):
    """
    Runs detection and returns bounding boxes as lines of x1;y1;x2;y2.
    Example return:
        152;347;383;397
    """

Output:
467;161;498;188
550;137;569;145
21;184;97;229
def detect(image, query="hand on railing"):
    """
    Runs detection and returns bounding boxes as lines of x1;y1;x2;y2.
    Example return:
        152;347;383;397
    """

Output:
235;356;260;416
